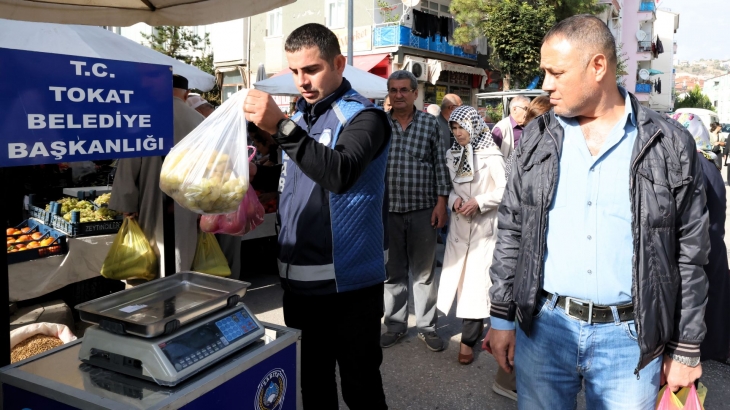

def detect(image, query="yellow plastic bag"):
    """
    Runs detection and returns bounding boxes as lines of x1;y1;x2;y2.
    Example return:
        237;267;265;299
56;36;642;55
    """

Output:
100;218;157;281
656;383;707;410
191;231;231;277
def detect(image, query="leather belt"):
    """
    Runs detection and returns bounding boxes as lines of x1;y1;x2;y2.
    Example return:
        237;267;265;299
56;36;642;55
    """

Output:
541;290;634;324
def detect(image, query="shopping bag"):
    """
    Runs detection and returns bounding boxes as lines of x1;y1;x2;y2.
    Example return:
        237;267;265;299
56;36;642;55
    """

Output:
191;231;231;277
199;184;265;236
160;89;250;215
100;218;157;281
656;383;707;410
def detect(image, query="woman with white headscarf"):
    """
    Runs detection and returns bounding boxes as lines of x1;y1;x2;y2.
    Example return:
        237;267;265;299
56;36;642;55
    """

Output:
436;105;506;365
672;112;730;363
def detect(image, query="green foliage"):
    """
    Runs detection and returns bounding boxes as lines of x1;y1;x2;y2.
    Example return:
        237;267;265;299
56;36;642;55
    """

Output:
484;102;504;123
451;0;555;89
142;27;220;105
674;85;716;112
542;0;605;22
377;0;400;23
616;43;628;87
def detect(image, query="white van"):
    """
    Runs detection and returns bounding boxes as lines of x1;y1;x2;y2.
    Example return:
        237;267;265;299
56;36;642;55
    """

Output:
673;108;720;133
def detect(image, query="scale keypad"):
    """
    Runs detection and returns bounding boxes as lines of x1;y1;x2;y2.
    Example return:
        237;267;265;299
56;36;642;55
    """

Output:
215;311;259;342
160;308;260;374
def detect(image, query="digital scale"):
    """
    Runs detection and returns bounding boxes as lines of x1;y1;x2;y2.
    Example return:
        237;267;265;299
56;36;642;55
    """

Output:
79;303;264;386
75;272;265;386
1;271;302;409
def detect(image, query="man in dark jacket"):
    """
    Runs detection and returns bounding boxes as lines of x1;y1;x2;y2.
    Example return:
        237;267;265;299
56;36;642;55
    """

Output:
487;15;708;408
244;23;390;409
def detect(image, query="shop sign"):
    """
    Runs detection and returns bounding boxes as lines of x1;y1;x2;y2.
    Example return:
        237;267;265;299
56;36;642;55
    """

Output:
0;48;173;166
333;26;373;53
436;86;447;104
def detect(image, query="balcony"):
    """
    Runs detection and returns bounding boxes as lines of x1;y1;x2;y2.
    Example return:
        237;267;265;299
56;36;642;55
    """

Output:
372;24;477;60
635;83;652;94
638;41;652;53
639;1;656;11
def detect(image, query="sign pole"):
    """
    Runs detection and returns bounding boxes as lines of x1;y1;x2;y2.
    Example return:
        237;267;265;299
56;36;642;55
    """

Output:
347;0;354;65
1;168;9;367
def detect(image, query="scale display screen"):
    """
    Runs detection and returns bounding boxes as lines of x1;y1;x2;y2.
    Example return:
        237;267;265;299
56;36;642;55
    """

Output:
158;309;260;372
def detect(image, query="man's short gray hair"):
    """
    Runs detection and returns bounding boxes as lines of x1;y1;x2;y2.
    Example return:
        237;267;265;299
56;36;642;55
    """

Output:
510;96;530;110
388;70;418;90
543;14;618;68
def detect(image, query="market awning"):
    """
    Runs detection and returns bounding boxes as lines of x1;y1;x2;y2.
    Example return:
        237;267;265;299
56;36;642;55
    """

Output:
257;64;388;99
352;53;390;73
0;0;296;26
0;18;216;91
427;59;487;89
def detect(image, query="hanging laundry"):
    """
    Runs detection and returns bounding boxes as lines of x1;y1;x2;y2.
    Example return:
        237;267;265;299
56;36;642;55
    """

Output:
448;17;456;43
656;36;664;54
439;16;450;42
427;13;440;40
411;9;428;38
655;77;662;94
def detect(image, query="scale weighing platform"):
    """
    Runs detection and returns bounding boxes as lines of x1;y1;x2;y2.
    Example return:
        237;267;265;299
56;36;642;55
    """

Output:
79;303;265;386
1;272;302;409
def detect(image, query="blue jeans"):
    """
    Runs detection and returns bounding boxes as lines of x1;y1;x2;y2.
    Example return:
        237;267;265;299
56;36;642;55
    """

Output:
515;295;662;410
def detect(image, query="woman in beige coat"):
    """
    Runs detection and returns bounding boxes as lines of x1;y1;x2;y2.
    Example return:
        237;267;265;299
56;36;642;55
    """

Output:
436;105;506;365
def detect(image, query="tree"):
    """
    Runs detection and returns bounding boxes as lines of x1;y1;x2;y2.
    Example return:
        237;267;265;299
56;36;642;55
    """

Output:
142;27;220;105
542;0;605;22
451;0;555;89
674;85;716;112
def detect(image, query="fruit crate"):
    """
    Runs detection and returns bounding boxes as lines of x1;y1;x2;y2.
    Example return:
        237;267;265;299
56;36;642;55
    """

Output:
28;205;50;225
49;212;122;237
6;219;68;264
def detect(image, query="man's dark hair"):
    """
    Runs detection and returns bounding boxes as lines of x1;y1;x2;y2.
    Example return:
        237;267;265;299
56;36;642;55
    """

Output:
285;23;341;66
543;14;617;68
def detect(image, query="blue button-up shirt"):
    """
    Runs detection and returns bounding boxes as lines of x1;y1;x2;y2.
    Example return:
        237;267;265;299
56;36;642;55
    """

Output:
491;89;637;331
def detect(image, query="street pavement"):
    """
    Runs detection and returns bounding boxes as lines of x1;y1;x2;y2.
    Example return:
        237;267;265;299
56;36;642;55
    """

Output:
242;174;730;409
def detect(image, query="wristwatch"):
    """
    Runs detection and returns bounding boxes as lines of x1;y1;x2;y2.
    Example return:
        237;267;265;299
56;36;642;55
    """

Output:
667;352;701;368
277;118;298;138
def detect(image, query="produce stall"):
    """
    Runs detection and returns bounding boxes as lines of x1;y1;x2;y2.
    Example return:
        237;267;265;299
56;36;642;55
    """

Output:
1;1;301;405
9;233;115;302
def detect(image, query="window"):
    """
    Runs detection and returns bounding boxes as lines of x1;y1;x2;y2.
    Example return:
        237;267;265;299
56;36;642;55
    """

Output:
267;8;282;37
326;0;346;29
419;0;451;17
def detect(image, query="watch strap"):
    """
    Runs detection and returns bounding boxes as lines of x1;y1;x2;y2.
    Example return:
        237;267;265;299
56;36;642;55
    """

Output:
667;352;701;368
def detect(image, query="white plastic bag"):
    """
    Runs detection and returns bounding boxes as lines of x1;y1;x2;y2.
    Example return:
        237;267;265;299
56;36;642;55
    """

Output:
160;89;250;214
10;322;77;349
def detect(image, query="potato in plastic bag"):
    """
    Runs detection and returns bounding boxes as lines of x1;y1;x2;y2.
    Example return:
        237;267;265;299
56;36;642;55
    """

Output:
100;218;157;281
160;89;250;214
191;231;231;277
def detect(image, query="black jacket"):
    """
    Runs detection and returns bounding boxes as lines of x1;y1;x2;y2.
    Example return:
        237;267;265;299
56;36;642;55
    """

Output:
489;93;710;373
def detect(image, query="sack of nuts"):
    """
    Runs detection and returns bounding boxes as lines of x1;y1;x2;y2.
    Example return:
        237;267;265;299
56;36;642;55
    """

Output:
10;323;77;363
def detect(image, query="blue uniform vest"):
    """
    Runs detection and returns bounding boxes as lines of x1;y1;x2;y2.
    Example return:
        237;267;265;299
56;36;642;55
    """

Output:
277;88;389;295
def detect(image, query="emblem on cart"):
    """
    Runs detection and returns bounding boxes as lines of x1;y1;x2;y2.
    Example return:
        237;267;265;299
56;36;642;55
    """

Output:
255;368;287;410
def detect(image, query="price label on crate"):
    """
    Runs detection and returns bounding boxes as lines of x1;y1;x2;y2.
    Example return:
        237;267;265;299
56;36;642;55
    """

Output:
0;48;173;166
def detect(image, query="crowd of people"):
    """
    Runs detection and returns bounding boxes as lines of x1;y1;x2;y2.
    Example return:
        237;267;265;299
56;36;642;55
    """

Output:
239;15;730;410
110;13;728;410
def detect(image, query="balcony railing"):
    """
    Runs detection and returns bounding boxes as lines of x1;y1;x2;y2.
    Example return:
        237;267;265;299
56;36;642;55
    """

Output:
639;1;656;12
636;83;652;93
638;41;652;53
372;24;477;60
